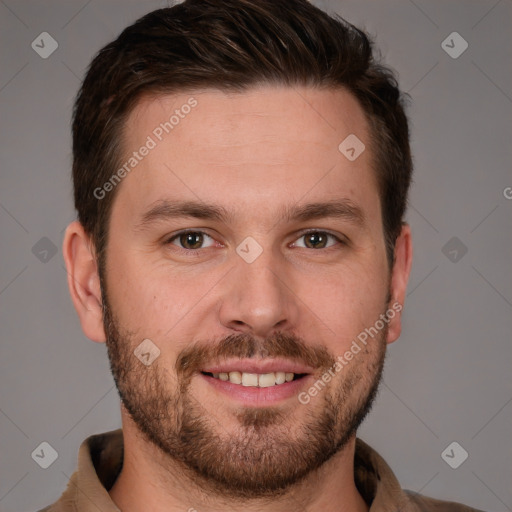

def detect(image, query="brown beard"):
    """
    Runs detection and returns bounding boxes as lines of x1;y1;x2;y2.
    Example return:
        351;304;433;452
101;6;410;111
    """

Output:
102;294;387;500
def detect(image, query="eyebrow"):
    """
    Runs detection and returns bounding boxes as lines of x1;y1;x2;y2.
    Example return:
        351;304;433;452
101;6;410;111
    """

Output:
136;198;366;230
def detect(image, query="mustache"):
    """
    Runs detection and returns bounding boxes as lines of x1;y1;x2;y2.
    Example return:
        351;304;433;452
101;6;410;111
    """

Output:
175;331;336;378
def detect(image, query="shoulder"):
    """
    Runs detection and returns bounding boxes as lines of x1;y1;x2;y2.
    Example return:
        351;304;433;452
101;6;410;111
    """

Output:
403;490;486;512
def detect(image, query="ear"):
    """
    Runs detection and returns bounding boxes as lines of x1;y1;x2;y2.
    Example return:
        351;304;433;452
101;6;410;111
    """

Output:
63;221;106;343
386;223;413;344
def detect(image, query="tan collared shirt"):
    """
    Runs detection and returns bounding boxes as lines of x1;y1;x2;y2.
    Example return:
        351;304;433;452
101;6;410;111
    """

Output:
38;429;483;512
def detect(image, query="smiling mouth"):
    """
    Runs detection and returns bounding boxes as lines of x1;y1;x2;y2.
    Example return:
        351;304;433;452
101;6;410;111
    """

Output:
201;371;308;387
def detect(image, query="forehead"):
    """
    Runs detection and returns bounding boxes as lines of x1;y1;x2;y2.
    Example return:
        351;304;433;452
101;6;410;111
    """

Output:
114;85;379;227
125;85;369;158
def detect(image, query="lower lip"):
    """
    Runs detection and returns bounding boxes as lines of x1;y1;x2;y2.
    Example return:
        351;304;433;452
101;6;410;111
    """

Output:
200;373;312;405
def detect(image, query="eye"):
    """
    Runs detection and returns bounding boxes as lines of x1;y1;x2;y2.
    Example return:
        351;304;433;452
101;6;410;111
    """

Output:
167;231;216;250
292;231;341;249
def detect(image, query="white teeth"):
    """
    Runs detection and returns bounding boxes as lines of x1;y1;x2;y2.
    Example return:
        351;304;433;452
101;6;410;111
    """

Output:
275;371;286;384
229;371;242;384
242;373;258;386
258;373;276;387
211;371;298;387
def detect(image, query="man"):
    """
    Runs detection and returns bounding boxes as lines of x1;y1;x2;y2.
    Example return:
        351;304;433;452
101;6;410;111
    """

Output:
41;0;482;510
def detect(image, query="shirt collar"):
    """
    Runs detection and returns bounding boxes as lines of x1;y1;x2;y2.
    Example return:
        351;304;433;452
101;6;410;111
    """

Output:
58;429;407;511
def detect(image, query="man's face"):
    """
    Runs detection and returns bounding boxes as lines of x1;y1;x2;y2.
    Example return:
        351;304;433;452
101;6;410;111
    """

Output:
101;86;395;497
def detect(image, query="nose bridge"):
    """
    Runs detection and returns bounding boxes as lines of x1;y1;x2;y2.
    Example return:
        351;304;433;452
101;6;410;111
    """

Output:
218;245;298;336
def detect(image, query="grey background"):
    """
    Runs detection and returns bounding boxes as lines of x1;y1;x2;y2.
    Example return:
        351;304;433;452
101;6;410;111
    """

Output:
0;0;511;511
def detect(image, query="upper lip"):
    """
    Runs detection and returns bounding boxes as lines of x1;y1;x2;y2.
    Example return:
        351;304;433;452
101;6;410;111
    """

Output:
201;358;314;375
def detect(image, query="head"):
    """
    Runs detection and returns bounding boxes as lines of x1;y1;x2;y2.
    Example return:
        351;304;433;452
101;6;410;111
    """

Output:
64;0;413;500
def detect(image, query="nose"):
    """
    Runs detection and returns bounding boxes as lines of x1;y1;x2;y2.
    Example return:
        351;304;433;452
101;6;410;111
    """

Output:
218;250;300;338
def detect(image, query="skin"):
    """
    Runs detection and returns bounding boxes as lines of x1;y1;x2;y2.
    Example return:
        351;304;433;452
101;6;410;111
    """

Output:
63;85;413;512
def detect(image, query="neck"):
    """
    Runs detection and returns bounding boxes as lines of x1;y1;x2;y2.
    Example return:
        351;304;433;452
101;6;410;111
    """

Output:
109;416;368;512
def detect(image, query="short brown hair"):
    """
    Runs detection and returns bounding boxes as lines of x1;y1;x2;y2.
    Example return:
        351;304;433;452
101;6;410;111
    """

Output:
72;0;412;269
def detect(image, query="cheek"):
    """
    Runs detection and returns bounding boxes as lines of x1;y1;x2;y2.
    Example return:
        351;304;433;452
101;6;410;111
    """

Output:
301;264;389;345
104;249;216;348
103;251;170;330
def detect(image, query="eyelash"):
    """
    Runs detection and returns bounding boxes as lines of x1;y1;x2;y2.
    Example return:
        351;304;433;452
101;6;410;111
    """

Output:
165;229;345;252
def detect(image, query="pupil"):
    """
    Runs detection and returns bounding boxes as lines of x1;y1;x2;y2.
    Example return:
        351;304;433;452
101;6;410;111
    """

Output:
182;232;203;249
307;233;326;249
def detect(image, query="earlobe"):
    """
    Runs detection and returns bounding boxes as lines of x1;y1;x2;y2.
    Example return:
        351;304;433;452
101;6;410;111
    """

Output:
386;223;413;344
63;221;106;343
